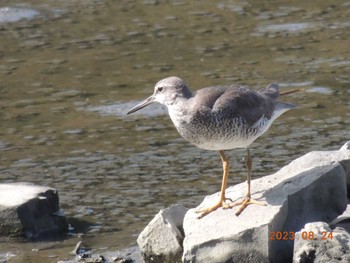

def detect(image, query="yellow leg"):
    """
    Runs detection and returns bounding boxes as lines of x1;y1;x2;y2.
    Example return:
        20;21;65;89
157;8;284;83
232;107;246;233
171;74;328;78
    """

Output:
196;150;233;218
230;148;266;216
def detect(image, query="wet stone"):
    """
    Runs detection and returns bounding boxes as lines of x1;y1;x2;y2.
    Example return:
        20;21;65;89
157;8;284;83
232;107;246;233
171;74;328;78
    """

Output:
0;182;68;238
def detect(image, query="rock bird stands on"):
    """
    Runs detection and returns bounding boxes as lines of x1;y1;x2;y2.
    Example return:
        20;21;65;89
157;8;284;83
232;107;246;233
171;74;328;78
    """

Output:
127;76;296;218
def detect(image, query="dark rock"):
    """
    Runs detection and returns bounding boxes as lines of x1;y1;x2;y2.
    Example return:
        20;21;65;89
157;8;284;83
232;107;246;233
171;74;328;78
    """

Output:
329;204;350;233
0;182;68;238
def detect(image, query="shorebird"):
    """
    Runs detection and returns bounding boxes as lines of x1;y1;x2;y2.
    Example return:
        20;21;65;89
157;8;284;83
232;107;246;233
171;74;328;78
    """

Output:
127;76;296;217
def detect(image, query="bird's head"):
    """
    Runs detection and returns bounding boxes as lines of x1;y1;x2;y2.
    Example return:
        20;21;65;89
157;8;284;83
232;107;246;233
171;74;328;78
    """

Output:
126;76;192;115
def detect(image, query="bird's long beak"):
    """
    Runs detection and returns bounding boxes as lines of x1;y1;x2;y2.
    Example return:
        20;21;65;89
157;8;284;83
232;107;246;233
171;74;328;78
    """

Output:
126;95;155;115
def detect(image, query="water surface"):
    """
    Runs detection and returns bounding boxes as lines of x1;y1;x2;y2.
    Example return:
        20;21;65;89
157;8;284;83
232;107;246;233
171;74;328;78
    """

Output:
0;0;349;262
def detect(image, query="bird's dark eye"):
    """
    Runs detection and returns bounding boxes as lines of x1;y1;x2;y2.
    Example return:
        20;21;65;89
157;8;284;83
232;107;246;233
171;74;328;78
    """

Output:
157;86;164;93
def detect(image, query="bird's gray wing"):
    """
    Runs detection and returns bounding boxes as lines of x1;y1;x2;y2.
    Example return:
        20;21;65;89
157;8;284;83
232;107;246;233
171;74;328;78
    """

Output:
211;86;276;126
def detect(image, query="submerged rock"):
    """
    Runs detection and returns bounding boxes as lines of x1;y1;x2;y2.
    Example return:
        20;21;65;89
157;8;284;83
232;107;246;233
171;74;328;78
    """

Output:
137;142;350;263
0;182;68;238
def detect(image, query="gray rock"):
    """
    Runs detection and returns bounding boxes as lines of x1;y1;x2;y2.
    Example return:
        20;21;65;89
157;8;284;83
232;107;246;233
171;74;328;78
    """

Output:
329;204;350;233
182;142;350;263
103;246;144;263
0;182;68;238
137;204;188;263
293;222;350;263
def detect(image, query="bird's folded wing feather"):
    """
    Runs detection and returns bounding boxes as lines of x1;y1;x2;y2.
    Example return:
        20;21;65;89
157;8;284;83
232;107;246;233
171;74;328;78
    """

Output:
211;86;276;126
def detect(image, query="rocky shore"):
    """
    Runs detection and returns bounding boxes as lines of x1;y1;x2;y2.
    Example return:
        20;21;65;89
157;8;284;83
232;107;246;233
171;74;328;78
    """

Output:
137;141;350;263
1;142;350;263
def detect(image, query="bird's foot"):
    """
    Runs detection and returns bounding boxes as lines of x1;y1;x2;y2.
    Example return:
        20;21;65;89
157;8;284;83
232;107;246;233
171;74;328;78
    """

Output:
195;197;234;219
230;197;266;216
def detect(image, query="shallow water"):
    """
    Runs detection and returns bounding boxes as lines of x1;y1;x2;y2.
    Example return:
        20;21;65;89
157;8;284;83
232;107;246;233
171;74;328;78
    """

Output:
0;0;349;262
